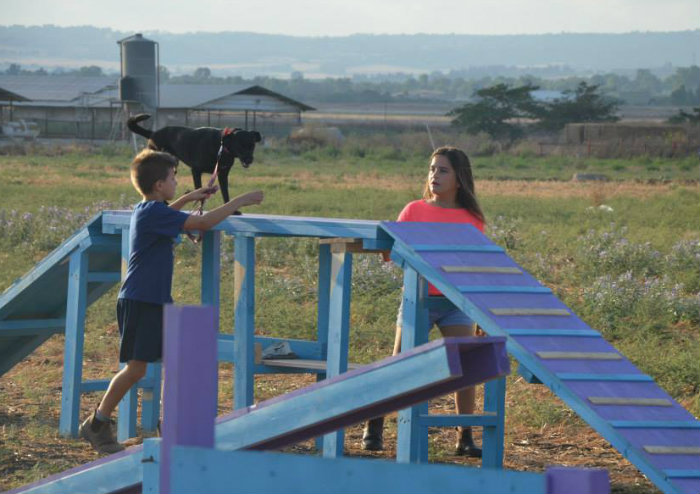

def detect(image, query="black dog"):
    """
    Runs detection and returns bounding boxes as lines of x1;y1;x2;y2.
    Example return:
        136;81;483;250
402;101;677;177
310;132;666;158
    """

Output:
127;114;261;203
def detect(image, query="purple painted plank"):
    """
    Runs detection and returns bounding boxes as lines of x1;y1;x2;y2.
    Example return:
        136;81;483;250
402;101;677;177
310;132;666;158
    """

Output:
616;429;700;470
546;467;610;494
514;336;614;353
671;478;700;494
161;305;218;494
564;381;694;422
536;357;641;374
383;221;487;245
422;251;544;287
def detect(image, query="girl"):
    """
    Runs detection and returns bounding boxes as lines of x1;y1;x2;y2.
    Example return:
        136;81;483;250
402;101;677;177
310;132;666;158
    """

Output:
362;146;485;457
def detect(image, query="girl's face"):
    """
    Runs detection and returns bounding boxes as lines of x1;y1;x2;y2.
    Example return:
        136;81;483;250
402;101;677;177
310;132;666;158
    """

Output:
428;154;459;199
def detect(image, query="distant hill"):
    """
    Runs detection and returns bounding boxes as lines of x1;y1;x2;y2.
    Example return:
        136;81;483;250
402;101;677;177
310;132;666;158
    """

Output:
0;25;698;78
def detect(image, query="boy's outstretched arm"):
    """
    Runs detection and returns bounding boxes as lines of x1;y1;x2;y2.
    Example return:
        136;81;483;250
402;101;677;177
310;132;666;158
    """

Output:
183;190;264;232
169;186;219;211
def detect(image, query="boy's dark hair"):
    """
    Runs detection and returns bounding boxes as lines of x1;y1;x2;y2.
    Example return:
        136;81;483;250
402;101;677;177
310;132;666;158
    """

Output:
423;146;485;224
130;149;178;195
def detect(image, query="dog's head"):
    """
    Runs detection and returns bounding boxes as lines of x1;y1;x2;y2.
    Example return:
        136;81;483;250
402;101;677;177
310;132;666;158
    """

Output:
222;129;262;168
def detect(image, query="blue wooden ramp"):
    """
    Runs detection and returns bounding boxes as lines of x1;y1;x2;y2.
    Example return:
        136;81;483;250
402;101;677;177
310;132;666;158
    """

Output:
0;214;121;377
4;336;510;494
380;221;700;494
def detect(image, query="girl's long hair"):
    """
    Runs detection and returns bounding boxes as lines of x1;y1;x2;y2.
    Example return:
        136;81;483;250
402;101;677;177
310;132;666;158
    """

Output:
422;146;485;223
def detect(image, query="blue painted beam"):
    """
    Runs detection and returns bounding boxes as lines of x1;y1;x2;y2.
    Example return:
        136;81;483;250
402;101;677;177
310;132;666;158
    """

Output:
167;446;549;494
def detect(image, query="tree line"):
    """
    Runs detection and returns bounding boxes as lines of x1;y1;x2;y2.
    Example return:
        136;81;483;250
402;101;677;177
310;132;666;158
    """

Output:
4;63;699;108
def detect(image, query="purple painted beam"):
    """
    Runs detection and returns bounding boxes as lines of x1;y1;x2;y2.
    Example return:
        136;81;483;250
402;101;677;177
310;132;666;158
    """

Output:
546;467;610;494
160;305;218;494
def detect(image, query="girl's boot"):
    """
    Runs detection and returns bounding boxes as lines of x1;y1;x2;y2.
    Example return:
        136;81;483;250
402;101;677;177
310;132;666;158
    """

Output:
455;427;482;458
361;416;385;451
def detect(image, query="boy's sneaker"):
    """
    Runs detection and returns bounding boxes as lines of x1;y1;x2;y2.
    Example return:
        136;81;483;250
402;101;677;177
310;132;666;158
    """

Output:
79;411;125;454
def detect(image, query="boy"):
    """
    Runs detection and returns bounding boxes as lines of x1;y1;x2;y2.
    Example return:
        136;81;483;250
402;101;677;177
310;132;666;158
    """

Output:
80;149;263;453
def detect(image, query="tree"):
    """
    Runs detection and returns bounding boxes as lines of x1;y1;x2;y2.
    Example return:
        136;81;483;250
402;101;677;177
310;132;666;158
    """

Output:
447;83;541;141
536;82;619;131
193;67;211;79
78;65;103;76
668;107;700;125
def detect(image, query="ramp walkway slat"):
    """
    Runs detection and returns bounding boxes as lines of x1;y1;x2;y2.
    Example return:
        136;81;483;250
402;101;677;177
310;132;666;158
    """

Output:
380;221;699;494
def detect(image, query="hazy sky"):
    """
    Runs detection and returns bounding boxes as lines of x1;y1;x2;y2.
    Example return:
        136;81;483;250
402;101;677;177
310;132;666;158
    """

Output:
1;0;698;36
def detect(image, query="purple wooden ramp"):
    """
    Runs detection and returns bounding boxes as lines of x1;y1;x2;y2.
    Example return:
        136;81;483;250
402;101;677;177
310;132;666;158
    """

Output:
380;221;700;494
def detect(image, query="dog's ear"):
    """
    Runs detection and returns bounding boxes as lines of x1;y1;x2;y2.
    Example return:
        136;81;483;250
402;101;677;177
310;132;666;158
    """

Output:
253;131;262;143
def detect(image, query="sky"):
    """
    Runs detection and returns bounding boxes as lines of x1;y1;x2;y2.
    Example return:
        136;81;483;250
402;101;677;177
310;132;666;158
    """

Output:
1;0;699;36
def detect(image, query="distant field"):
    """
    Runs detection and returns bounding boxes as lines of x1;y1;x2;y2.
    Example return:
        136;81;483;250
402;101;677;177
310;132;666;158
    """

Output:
0;146;698;493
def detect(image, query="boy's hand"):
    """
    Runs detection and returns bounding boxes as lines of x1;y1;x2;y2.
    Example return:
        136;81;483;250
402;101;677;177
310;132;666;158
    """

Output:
236;190;264;207
190;186;219;201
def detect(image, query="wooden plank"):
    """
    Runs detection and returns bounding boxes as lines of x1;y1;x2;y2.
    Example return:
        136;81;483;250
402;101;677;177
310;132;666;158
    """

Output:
414;244;504;252
588;397;672;406
261;358;361;371
167;446;550;494
644;446;700;455
458;286;551;294
558;373;653;381
492;308;570;316
216;338;509;451
537;351;622;360
664;470;700;478
509;329;599;337
442;266;522;274
611;420;700;429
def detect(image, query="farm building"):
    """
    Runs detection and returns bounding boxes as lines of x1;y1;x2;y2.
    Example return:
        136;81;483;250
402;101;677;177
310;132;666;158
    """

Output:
0;75;314;139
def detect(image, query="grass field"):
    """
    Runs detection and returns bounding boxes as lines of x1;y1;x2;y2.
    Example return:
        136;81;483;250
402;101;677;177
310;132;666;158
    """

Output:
0;141;698;493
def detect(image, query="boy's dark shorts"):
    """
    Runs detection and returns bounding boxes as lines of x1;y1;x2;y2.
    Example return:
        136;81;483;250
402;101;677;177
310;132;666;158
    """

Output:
116;298;163;363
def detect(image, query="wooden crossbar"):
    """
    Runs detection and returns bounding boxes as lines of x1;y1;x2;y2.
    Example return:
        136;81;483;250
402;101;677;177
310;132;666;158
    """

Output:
457;286;551;294
537;351;621;360
557;373;653;381
442;266;522;274
611;420;700;428
492;308;570;316
509;329;599;336
588;397;672;406
644;446;700;455
261;359;361;371
414;244;504;252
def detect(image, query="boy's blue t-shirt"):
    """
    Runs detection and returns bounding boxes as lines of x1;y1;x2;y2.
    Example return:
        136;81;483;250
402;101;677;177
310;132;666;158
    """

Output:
118;201;190;304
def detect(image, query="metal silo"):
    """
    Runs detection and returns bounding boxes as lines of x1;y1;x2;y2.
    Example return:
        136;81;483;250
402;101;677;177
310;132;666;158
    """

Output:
118;33;159;109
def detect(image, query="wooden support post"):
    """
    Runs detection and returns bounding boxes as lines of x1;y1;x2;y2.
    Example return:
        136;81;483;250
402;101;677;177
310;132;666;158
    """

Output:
322;247;353;458
315;243;331;450
59;249;88;437
396;266;430;463
140;363;162;432
160;305;218;494
233;234;256;410
201;230;221;308
482;376;506;468
117;228;138;441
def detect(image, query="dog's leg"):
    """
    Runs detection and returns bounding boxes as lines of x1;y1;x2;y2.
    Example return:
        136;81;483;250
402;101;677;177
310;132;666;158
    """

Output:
192;170;203;190
218;172;230;203
217;171;240;214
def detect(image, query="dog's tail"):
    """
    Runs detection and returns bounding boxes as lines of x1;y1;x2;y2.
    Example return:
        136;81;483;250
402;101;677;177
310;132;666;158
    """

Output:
127;113;153;139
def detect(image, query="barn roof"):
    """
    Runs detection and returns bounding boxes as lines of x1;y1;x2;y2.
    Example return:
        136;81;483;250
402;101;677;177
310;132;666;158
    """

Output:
0;75;118;102
0;77;313;112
